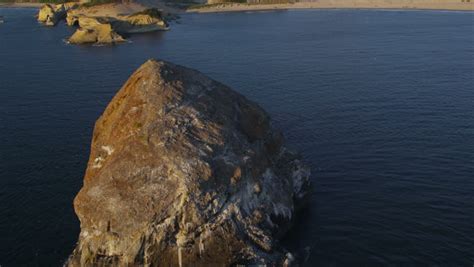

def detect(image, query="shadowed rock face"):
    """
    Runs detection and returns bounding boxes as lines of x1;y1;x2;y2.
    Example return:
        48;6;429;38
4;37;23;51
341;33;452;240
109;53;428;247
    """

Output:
67;60;311;266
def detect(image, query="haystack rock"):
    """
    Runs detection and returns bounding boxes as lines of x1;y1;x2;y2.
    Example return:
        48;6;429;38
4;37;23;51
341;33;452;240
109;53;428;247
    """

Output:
67;60;311;266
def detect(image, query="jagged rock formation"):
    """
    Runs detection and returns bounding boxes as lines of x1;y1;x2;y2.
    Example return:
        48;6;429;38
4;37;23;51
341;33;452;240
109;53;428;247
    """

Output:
68;16;126;44
67;60;311;266
69;23;125;45
67;8;169;44
37;4;66;26
37;3;169;44
66;12;80;26
37;3;77;26
115;8;169;33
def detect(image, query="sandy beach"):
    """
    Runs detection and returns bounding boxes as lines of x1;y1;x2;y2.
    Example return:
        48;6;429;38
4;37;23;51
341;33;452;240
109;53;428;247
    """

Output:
188;0;474;13
0;2;43;8
0;2;180;17
1;0;472;12
0;1;183;15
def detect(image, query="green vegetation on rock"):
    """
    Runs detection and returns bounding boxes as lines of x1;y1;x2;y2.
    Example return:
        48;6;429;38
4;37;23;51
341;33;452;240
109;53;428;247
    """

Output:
82;0;115;8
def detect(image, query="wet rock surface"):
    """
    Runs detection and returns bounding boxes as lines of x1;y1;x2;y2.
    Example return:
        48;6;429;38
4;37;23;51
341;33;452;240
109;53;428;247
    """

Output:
67;60;311;266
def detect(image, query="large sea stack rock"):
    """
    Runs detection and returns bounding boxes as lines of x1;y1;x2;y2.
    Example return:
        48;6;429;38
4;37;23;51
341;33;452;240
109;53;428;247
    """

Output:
67;60;311;266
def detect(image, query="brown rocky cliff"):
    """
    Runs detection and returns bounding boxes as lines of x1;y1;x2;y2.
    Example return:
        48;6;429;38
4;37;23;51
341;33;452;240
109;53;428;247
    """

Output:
67;60;311;266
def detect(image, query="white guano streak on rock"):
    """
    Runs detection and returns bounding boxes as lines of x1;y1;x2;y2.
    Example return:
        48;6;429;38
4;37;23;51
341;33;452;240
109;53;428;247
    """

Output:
178;247;183;267
91;146;114;169
92;156;104;169
199;235;204;256
101;145;114;156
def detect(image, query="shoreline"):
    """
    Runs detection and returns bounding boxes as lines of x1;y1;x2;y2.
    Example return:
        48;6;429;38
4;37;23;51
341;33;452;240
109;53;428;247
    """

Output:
187;2;474;13
1;1;472;13
0;2;43;8
0;2;183;14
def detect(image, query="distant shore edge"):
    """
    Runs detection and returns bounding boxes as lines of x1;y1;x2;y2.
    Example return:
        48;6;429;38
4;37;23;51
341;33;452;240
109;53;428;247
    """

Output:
187;2;474;13
0;2;43;8
1;1;472;13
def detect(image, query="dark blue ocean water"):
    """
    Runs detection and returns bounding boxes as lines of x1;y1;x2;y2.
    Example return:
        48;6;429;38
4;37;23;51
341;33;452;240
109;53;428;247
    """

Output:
0;7;473;266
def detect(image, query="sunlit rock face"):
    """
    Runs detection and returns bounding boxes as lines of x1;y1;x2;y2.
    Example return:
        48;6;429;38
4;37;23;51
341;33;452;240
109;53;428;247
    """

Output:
66;9;169;44
67;60;311;266
37;3;77;26
37;4;66;26
68;17;125;45
117;8;169;33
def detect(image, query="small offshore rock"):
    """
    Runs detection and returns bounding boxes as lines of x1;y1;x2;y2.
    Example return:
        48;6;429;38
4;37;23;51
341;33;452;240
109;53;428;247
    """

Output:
69;17;125;44
37;3;77;26
116;8;169;33
68;26;125;44
66;8;169;45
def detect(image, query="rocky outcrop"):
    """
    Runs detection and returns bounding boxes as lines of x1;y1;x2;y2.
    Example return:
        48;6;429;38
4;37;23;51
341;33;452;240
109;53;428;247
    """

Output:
118;8;169;33
68;16;125;44
38;4;66;26
66;8;169;44
37;3;169;44
37;3;77;26
67;60;311;266
66;12;79;26
69;24;125;45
